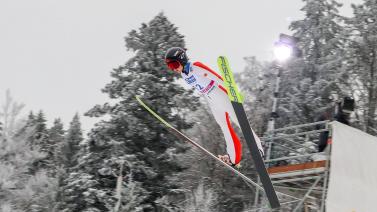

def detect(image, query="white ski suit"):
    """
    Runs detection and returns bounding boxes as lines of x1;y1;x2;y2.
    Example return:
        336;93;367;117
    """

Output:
181;61;264;164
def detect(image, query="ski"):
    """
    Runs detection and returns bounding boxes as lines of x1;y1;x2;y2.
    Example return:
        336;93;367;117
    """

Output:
135;95;263;190
217;56;281;209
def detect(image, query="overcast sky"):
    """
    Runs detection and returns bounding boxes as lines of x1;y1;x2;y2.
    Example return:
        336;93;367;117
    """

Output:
0;0;361;133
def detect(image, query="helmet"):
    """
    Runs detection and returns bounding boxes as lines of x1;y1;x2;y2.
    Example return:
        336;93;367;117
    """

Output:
164;47;188;70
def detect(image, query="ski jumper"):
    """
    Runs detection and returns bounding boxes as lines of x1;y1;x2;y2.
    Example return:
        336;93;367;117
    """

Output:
182;62;264;164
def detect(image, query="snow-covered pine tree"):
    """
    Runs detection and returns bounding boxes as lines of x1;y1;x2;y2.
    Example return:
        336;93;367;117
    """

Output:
58;13;198;211
54;114;89;211
235;56;275;135
34;111;49;144
290;0;345;82
49;118;65;145
29;110;54;173
48;118;65;168
63;113;83;167
345;0;377;134
252;0;349;162
0;92;58;211
281;0;347;125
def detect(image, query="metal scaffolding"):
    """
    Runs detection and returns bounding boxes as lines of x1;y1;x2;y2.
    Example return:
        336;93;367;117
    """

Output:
251;120;331;211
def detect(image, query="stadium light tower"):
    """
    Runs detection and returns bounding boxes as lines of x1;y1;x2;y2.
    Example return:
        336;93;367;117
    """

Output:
265;34;300;162
267;42;291;132
255;34;301;208
268;34;300;132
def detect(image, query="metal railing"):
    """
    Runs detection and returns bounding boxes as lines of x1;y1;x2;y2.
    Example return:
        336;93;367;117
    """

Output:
252;120;332;211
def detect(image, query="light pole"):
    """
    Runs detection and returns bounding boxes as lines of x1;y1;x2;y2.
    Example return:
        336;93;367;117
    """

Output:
265;39;294;162
268;45;292;130
254;35;297;209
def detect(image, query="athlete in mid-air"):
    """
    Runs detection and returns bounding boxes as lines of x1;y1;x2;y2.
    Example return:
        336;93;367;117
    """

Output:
164;47;264;166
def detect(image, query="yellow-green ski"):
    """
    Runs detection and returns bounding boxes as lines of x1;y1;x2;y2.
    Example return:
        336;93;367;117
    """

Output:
217;56;281;209
135;95;263;189
217;56;244;103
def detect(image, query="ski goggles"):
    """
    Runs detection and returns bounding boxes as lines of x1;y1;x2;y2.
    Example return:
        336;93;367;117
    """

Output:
165;60;181;70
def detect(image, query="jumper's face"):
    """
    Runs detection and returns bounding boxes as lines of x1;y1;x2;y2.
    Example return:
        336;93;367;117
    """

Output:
166;60;183;73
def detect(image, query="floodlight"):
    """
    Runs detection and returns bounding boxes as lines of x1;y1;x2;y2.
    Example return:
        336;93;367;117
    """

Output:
274;43;292;62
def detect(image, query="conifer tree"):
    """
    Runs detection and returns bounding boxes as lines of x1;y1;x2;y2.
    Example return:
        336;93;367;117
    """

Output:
49;118;65;165
34;111;49;143
282;0;347;126
49;118;65;142
48;117;67;182
63;113;83;167
290;0;344;82
345;0;377;134
59;13;198;211
235;57;275;134
27;111;36;126
30;110;53;172
0;93;57;211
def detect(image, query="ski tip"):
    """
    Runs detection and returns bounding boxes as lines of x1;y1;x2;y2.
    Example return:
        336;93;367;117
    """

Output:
217;56;226;60
135;95;145;107
217;56;229;65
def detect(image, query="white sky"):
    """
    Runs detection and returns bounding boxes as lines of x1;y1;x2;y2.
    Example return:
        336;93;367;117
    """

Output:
0;0;361;133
